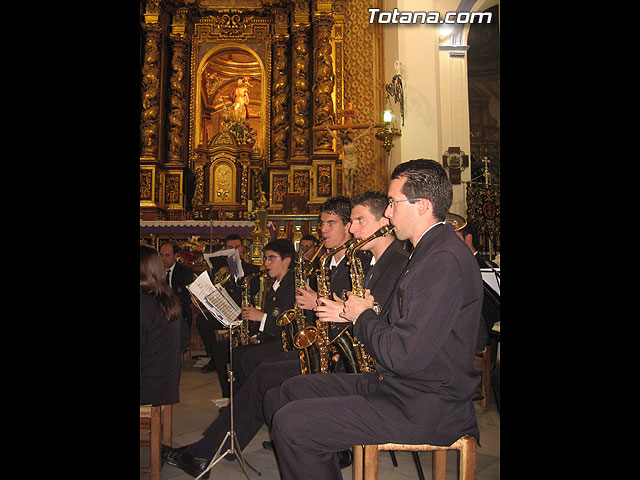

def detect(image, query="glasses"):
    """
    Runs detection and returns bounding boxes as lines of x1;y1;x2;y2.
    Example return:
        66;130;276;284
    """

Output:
387;198;422;208
263;255;281;262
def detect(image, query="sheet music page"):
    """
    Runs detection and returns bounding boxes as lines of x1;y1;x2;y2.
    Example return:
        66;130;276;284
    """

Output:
187;271;241;326
204;284;241;325
480;268;500;296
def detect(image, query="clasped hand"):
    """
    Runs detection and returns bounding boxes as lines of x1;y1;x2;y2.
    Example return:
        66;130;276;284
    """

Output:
241;305;263;322
316;289;376;324
295;284;318;310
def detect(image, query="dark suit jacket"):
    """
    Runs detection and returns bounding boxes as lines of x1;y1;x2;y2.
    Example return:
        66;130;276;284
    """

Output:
257;269;295;343
354;223;483;445
140;292;182;405
363;239;409;316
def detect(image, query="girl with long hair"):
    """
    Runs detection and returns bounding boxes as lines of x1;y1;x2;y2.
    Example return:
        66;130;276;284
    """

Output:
140;244;182;405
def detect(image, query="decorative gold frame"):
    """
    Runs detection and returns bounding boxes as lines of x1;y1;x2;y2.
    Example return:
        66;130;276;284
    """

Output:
269;170;290;209
290;165;312;201
310;160;337;202
208;155;237;204
140;165;158;207
164;170;184;209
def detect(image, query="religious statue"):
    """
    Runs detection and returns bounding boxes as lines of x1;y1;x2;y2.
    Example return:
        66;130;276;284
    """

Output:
230;77;251;123
322;122;374;198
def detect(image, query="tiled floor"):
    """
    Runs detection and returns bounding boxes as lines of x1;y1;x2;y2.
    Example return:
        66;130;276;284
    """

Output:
141;356;500;479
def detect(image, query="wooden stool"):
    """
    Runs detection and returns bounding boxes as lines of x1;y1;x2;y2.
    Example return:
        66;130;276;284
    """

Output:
140;404;172;479
352;435;477;480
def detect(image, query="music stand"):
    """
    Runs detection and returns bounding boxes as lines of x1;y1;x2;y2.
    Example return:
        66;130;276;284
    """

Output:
190;299;261;480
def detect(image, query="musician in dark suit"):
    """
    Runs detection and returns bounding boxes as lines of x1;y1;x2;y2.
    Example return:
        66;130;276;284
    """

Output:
159;242;195;352
196;234;261;371
294;196;372;344
161;195;407;479
211;239;295;397
263;159;484;480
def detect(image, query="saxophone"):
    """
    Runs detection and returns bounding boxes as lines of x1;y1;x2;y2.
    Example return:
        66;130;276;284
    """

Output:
293;238;356;374
231;270;268;347
275;243;316;355
342;224;395;372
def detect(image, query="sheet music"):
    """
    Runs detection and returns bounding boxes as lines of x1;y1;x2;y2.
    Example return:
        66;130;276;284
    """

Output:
480;267;500;296
187;271;241;326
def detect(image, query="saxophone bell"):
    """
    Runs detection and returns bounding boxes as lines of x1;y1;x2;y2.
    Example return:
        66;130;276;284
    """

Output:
293;325;317;349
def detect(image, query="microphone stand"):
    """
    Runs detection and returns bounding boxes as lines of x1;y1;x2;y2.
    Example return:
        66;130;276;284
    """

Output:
194;316;261;480
207;205;214;254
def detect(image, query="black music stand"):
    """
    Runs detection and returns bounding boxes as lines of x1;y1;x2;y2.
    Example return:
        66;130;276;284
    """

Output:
191;310;261;480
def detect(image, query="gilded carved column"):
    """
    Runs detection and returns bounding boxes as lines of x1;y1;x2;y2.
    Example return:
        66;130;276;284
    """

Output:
167;34;189;162
271;36;289;164
140;24;162;158
167;8;191;163
291;24;311;161
312;14;335;152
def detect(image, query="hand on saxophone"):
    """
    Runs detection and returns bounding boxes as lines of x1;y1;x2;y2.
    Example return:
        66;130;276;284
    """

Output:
342;290;375;323
295;284;318;310
315;293;347;323
242;305;264;322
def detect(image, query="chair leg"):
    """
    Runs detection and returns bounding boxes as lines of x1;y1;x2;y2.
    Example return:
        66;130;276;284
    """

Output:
362;445;379;480
150;406;162;480
412;451;425;480
481;346;491;411
389;450;398;467
460;438;477;480
352;445;363;480
433;450;447;480
162;404;172;446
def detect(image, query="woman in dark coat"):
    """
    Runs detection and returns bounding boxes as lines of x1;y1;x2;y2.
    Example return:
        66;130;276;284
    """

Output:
140;244;182;405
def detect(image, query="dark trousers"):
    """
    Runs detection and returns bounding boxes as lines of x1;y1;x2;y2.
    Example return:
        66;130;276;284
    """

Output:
181;315;192;352
195;312;224;357
186;351;301;459
212;338;285;397
263;373;404;480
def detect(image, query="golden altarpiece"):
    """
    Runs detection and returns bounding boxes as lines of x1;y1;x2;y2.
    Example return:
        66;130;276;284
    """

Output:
140;0;387;261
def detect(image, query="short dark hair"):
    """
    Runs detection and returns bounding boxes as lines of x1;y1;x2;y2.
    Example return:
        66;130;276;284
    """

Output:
390;159;452;221
320;196;352;225
352;191;388;220
301;234;320;245
263;239;296;269
225;233;242;243
160;241;179;255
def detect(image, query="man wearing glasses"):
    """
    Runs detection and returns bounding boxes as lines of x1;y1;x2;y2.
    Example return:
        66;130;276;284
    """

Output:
263;159;484;480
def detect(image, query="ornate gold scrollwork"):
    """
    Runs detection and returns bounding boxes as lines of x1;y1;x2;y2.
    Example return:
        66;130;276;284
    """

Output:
312;15;335;153
291;26;311;160
140;26;162;156
167;36;189;161
271;38;289;164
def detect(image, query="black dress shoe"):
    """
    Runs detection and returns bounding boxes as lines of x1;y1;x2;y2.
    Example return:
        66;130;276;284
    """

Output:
338;448;353;468
262;440;275;451
161;444;211;479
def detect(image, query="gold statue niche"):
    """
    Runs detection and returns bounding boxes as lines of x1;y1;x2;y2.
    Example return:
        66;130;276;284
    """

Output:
195;45;266;157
